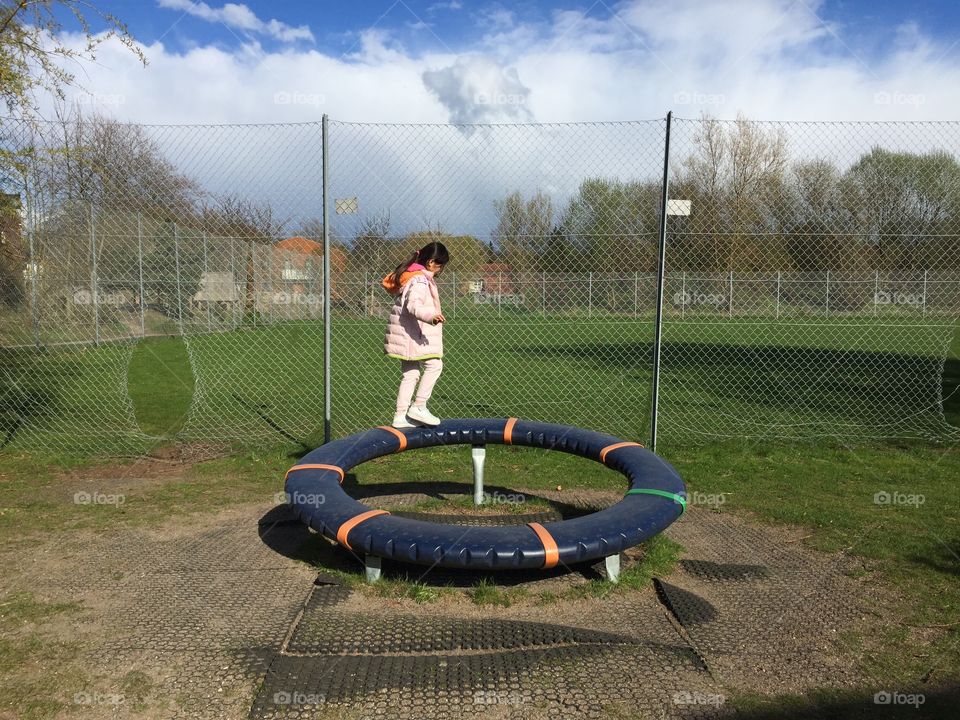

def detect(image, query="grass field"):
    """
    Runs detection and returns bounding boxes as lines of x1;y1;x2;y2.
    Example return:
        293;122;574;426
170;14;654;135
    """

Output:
1;312;957;452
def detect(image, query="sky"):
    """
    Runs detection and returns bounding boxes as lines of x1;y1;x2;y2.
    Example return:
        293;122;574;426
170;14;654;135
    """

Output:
41;0;960;125
17;0;960;239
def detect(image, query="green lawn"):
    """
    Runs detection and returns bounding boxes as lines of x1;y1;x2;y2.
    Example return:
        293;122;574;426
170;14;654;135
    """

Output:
2;312;956;453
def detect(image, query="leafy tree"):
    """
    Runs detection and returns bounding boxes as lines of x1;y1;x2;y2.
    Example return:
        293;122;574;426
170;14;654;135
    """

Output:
493;190;554;273
560;178;659;273
0;0;145;119
843;147;960;271
674;113;789;271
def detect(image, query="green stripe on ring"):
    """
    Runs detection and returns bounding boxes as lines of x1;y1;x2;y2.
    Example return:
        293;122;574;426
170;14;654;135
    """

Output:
625;488;687;514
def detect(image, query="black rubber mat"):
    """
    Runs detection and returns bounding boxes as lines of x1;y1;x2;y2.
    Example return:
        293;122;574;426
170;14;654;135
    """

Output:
289;588;637;654
678;560;769;582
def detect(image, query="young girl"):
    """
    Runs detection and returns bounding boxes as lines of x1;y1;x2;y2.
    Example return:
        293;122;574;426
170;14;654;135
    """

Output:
384;241;449;428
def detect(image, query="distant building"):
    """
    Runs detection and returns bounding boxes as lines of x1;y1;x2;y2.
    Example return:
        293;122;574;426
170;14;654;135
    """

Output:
476;262;514;295
191;272;240;308
273;236;346;299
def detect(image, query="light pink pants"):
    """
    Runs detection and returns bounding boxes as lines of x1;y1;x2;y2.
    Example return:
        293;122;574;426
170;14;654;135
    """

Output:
396;359;443;414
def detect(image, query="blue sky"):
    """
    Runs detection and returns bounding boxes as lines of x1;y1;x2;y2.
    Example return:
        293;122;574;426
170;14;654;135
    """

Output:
68;0;960;63
39;0;960;125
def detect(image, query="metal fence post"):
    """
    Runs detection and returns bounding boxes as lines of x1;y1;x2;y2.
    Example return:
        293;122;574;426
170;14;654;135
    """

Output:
680;271;686;320
825;270;830;317
728;270;733;319
775;270;781;319
250;239;256;328
322;114;332;444
202;230;211;332
26;202;40;349
498;270;502;317
137;213;146;336
649;110;672;454
874;270;879;316
588;271;593;318
634;271;638;318
173;222;184;335
90;205;100;346
230;236;238;329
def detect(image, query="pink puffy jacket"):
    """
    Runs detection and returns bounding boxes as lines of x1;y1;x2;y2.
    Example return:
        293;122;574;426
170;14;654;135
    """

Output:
384;264;443;361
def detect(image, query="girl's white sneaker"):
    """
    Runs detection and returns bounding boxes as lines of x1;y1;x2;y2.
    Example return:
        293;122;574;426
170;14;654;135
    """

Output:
406;405;441;427
392;413;416;429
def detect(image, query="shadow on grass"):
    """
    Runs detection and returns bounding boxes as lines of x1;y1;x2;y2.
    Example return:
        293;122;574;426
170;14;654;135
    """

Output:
909;535;960;578
0;348;59;449
732;683;960;719
511;339;960;422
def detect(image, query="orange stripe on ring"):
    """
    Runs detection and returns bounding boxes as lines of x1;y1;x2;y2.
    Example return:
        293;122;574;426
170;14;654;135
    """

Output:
527;522;559;569
336;509;390;550
503;417;518;444
285;463;345;483
599;441;643;464
377;425;407;451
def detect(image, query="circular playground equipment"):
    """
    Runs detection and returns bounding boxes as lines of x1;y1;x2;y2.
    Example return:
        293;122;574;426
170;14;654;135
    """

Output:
284;418;686;575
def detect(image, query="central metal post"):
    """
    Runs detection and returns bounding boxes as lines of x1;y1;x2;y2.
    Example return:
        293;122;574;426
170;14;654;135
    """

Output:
472;444;486;505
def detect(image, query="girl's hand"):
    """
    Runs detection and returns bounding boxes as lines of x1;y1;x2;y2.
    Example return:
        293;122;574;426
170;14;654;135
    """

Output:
432;313;445;325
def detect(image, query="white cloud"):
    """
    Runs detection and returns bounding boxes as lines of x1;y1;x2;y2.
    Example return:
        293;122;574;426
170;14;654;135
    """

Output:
21;0;960;240
156;0;314;43
422;56;532;124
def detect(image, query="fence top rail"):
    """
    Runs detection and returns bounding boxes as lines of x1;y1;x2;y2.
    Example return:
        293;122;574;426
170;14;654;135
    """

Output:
7;114;960;129
672;115;960;127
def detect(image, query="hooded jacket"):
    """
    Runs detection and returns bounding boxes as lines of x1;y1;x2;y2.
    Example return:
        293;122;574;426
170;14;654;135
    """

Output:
384;263;443;361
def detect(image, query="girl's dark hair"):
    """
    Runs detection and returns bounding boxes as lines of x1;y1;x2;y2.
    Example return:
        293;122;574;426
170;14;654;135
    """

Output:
391;241;450;286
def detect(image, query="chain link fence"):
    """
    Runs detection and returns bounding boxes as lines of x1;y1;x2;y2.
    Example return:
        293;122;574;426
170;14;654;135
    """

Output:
1;112;958;452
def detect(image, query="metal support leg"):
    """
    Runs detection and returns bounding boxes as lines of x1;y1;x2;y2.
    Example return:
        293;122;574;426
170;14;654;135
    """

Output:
472;445;486;505
604;554;621;583
364;555;382;583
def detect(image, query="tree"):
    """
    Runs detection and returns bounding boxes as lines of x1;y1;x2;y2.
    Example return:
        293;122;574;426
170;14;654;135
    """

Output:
674;113;789;271
348;212;395;276
493;190;554;273
560;178;660;273
0;0;145;119
843;147;960;271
